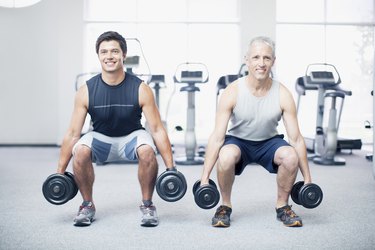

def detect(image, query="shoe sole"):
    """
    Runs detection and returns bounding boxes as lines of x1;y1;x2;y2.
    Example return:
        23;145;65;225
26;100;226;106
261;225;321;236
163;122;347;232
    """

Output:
141;222;159;227
277;217;303;227
74;218;94;227
284;220;303;227
212;220;230;228
141;219;159;227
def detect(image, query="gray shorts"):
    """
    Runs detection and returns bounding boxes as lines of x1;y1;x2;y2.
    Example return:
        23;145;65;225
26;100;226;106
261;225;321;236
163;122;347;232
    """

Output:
72;129;156;164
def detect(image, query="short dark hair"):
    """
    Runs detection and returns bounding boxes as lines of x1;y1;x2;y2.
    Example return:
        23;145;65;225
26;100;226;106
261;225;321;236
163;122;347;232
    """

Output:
95;31;127;55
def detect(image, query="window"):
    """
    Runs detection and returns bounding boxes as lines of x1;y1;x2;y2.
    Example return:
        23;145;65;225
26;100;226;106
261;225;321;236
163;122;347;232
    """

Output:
0;0;41;7
83;0;240;143
276;0;374;144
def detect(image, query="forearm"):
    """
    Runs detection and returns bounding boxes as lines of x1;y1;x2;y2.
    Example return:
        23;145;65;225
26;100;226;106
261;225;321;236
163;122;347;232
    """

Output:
57;133;80;173
201;134;224;183
152;128;174;168
293;136;312;183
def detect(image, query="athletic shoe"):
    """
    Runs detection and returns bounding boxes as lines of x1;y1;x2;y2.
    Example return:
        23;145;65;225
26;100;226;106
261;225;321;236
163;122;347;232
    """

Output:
276;205;303;227
73;202;95;227
212;205;232;227
140;204;159;227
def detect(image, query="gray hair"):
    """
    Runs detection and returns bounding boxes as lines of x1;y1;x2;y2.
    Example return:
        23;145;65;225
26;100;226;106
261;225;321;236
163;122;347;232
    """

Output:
247;36;276;58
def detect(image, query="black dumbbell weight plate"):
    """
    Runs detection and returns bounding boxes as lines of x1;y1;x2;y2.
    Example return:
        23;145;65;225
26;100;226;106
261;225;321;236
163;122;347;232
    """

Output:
192;180;201;194
42;174;72;205
193;180;219;210
299;183;323;209
291;181;304;205
64;172;78;200
156;171;187;202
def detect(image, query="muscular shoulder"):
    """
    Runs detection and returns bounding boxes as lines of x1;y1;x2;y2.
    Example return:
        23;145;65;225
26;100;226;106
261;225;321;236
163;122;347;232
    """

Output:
75;84;89;109
138;82;154;107
219;80;238;111
278;82;296;112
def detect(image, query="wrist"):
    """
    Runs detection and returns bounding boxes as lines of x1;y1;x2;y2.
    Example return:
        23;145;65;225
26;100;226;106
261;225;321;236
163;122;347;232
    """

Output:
166;166;176;171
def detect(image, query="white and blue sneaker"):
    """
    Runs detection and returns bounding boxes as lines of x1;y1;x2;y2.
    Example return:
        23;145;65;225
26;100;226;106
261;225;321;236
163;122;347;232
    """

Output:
73;202;95;227
139;204;159;227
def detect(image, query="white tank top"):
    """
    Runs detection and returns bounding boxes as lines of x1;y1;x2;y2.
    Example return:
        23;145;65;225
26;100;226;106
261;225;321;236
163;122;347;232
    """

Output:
227;77;282;141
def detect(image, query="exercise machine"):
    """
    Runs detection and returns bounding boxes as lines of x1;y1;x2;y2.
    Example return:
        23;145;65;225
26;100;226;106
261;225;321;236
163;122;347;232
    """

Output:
146;74;168;132
173;62;209;165
295;63;362;165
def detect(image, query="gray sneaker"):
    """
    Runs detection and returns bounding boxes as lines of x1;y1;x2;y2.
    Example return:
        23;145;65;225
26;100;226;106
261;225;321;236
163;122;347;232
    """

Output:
140;204;159;227
276;205;302;227
74;202;95;227
212;205;232;227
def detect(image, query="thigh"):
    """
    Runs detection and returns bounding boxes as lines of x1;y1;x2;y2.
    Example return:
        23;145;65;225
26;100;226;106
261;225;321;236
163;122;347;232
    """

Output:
222;135;251;175
118;129;157;162
218;144;242;166
73;131;113;164
273;145;298;168
72;132;93;156
256;135;290;174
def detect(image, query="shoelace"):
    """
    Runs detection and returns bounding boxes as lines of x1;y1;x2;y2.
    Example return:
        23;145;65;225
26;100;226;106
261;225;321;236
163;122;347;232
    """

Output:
284;206;297;218
78;205;93;215
217;207;229;218
141;206;155;217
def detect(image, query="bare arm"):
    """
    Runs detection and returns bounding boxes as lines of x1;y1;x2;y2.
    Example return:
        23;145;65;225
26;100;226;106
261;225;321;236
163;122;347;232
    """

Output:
200;82;237;184
139;83;174;169
57;85;88;174
280;83;312;183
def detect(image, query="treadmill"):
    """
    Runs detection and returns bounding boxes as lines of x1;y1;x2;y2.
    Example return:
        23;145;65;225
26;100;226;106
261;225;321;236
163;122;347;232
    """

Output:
295;64;362;154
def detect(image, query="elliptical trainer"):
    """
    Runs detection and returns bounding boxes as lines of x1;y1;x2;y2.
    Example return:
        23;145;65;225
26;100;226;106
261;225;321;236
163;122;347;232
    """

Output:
173;62;209;165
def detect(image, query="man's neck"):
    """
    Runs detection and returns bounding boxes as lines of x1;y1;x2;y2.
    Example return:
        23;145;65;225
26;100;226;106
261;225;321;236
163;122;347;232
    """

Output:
102;70;125;86
247;75;271;90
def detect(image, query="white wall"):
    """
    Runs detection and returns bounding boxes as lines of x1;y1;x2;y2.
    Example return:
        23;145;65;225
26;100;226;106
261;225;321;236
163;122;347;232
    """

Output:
239;0;276;57
0;0;83;144
0;0;275;145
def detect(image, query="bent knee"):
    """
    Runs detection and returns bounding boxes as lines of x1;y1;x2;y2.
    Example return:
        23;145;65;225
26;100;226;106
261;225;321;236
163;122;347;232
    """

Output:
217;145;241;171
73;145;92;165
275;146;299;170
137;145;156;163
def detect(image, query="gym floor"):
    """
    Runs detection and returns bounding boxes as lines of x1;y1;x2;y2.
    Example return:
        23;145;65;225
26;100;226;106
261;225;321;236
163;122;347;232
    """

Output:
0;146;374;250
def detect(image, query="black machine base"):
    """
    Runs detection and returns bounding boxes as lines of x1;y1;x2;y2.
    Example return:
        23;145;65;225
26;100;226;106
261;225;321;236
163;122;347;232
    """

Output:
312;156;346;166
176;155;204;165
305;137;362;153
366;154;373;161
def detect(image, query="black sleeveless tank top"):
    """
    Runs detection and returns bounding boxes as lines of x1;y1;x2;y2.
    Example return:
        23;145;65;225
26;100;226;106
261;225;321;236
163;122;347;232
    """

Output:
86;73;143;137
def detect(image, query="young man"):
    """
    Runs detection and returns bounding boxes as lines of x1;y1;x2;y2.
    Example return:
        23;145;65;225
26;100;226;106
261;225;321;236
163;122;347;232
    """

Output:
57;31;175;227
200;36;312;227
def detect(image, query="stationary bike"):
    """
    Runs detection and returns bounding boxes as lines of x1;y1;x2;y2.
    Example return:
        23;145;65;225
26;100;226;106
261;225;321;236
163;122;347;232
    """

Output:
295;63;353;165
173;62;209;165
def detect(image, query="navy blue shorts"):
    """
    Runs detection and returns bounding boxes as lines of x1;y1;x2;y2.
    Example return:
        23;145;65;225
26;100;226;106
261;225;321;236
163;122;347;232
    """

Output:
222;134;290;175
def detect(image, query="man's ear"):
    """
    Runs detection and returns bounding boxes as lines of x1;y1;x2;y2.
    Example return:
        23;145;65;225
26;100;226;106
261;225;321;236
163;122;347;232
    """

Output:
244;54;250;67
271;56;276;66
122;53;127;64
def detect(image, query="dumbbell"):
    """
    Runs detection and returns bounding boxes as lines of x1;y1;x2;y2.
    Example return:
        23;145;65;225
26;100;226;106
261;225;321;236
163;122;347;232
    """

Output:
42;172;78;205
192;179;220;209
291;181;323;209
156;168;187;202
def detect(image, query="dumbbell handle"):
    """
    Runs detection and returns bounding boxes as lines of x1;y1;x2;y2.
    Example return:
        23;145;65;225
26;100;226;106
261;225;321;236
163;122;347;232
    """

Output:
165;166;177;171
